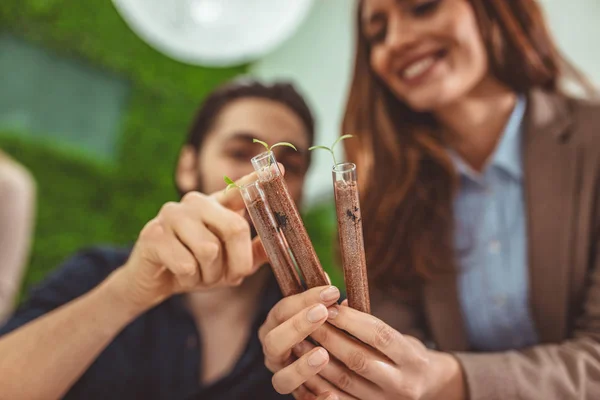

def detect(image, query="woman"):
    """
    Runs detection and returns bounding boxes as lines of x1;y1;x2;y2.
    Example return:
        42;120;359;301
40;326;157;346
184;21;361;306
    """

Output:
258;0;600;399
0;80;314;399
0;150;35;323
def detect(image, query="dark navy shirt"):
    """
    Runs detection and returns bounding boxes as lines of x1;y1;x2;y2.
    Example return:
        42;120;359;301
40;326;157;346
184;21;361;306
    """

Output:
0;247;291;400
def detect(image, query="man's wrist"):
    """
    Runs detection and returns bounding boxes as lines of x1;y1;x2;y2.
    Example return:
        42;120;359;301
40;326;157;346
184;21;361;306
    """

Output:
98;267;152;320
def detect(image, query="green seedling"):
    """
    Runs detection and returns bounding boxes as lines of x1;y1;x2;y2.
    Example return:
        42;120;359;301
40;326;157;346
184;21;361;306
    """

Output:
223;176;239;192
253;139;298;167
308;134;354;166
253;139;297;153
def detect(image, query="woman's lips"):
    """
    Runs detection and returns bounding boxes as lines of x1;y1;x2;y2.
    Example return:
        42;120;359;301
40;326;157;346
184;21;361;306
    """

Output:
397;49;447;86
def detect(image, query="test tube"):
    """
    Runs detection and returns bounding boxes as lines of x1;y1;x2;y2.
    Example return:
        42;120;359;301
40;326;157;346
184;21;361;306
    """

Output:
240;180;303;297
333;162;370;313
251;151;328;288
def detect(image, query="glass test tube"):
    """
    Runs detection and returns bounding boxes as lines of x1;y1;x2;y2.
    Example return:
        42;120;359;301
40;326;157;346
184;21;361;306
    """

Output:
333;163;370;313
240;180;303;297
251;151;328;288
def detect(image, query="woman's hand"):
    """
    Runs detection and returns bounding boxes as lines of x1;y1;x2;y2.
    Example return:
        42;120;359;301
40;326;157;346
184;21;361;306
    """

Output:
260;289;465;400
259;286;345;399
107;171;269;313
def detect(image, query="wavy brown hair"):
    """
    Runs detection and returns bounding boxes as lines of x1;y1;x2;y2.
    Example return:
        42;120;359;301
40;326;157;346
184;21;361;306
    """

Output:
344;0;590;293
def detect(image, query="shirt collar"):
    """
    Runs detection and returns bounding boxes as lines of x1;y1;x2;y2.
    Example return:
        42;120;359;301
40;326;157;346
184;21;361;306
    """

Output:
450;95;526;181
491;94;526;179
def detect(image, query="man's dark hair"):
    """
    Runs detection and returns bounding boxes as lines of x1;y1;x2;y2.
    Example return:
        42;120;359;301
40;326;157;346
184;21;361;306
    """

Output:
185;79;315;151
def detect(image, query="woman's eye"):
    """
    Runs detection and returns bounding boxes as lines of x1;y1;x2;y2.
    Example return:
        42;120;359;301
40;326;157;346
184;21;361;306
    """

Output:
412;0;442;17
368;26;387;44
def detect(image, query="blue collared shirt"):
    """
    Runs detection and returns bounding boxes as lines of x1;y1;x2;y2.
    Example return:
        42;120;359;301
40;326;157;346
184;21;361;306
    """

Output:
452;96;539;351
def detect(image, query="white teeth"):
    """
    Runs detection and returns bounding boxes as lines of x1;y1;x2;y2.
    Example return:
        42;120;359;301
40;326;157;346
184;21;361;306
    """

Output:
402;57;435;80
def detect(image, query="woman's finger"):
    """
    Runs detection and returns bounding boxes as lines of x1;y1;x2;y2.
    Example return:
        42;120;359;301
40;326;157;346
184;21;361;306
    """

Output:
293;340;383;399
292;386;339;400
259;286;341;342
304;375;357;400
327;305;418;366
292;385;315;400
315;393;340;400
272;347;330;394
310;324;392;387
295;341;382;397
263;304;329;366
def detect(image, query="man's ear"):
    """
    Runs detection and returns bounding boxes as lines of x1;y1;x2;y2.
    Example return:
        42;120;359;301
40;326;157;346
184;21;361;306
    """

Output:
175;145;199;193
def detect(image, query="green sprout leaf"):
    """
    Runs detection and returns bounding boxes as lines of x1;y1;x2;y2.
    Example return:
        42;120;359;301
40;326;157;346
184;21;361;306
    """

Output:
252;138;269;152
332;134;354;150
308;145;334;154
254;138;298;153
223;175;239;191
308;134;354;166
252;139;298;167
270;142;298;152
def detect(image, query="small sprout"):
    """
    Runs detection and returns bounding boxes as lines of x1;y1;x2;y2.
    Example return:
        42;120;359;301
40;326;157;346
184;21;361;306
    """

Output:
253;139;298;167
270;142;297;151
223;176;239;192
309;134;354;166
253;138;297;153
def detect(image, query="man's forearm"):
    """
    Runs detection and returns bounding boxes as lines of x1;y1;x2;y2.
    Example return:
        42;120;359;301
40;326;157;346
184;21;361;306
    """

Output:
0;268;145;400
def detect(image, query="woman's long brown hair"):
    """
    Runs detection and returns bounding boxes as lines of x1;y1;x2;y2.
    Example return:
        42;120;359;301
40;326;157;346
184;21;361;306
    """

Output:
344;0;591;293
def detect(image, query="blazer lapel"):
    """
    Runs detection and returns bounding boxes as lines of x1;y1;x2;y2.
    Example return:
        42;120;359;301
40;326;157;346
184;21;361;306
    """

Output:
424;274;469;351
523;89;578;343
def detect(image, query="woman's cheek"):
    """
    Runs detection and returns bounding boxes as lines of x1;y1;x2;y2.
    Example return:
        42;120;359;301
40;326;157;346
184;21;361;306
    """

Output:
371;50;389;81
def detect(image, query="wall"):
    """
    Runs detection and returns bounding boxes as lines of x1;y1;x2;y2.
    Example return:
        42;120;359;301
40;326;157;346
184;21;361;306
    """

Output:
541;0;600;88
249;0;356;206
0;0;244;291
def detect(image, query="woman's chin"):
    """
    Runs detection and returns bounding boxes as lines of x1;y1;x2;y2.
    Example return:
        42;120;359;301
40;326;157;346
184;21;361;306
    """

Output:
402;88;463;113
404;95;448;113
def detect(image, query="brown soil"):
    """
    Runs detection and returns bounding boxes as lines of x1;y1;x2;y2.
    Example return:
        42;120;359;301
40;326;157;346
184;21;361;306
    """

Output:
261;174;328;288
247;197;303;297
334;180;370;313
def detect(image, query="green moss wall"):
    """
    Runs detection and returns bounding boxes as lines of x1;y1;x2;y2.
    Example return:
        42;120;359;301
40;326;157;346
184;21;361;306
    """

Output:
0;0;341;293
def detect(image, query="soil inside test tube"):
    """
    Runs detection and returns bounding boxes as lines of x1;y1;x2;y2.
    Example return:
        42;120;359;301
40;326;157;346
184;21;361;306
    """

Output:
261;174;328;288
246;197;303;297
334;180;370;313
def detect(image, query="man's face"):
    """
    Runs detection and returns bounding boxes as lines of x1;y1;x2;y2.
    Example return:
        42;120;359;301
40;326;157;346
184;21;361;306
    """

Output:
177;97;311;207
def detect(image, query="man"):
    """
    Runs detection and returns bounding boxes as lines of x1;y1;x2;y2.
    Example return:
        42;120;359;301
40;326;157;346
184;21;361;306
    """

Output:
0;80;325;400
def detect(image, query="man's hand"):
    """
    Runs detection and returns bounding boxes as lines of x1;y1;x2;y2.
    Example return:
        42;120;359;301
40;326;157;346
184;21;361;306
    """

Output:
108;171;270;312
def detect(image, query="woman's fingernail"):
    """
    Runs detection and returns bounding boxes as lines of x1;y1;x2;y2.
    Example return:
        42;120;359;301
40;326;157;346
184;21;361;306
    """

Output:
307;304;328;323
308;348;328;367
320;286;340;302
327;306;339;319
326;394;340;400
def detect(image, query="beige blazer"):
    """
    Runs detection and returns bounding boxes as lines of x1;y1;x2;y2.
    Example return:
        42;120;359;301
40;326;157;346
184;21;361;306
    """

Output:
372;89;600;399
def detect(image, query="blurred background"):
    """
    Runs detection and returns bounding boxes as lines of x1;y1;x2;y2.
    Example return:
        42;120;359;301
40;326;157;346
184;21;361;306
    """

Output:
1;0;598;294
